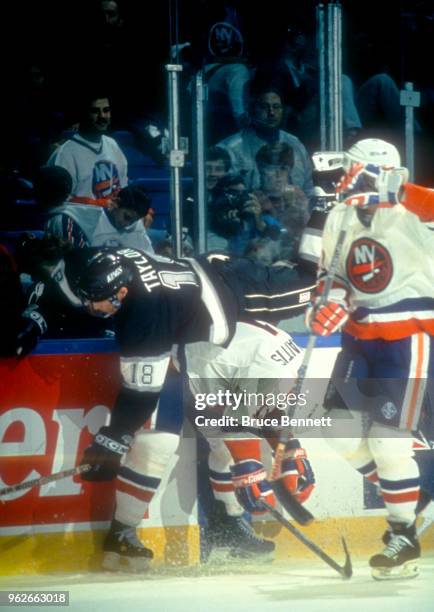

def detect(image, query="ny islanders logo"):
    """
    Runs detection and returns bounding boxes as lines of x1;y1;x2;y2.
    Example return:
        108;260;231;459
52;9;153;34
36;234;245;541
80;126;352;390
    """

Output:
93;161;120;198
346;238;393;293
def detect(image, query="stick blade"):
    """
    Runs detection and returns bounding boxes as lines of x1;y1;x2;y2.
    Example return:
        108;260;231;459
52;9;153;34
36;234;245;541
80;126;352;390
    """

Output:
271;479;314;525
341;537;353;579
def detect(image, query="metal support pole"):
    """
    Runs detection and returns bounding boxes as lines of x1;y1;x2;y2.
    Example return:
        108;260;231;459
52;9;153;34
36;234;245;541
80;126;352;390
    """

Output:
400;81;420;182
317;2;343;151
326;4;334;148
327;2;342;150
333;3;343;150
192;70;207;254
317;4;327;150
166;63;184;258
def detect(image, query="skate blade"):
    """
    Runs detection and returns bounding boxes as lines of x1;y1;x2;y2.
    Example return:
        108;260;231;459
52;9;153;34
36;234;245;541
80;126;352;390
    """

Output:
371;561;419;581
102;552;151;573
228;548;275;560
206;547;273;565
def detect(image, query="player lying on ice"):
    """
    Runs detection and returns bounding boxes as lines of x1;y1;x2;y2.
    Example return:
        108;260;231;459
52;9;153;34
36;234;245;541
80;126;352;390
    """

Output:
53;247;315;570
306;138;434;580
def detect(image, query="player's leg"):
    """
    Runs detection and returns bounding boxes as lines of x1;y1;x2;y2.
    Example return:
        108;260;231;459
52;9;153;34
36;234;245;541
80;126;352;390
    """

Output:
185;333;276;557
207;437;275;557
367;425;420;579
104;390;183;571
321;342;378;477
365;334;432;579
208;437;244;517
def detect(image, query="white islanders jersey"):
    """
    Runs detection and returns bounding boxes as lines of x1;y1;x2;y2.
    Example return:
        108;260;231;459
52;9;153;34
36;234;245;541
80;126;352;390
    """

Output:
48;134;128;204
321;199;434;340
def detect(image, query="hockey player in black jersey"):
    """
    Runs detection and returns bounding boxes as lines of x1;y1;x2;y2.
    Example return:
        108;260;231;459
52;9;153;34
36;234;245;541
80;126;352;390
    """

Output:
56;246;314;570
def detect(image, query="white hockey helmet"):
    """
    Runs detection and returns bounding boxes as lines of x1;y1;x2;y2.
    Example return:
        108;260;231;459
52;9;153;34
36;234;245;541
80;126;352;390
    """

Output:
339;139;406;208
344;138;401;169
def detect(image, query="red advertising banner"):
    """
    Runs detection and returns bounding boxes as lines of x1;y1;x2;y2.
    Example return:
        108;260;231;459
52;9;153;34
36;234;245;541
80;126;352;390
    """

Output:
0;348;121;530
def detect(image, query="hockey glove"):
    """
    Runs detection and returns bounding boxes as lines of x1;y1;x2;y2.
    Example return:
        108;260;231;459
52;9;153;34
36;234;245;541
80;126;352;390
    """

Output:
306;288;349;336
80;426;133;482
230;460;276;515
377;167;408;204
15;307;47;357
275;439;315;504
338;162;408;208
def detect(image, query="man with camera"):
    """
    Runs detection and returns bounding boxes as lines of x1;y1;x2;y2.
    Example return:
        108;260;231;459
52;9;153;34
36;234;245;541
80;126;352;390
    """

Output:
209;174;284;257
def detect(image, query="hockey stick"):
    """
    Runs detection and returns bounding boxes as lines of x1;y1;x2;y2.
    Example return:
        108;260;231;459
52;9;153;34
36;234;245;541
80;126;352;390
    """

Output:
270;205;355;524
417;498;434;537
418;514;434;537
0;464;91;497
260;497;353;579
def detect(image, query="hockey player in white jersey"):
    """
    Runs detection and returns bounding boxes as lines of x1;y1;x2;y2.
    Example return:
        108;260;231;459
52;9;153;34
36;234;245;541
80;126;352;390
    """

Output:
307;138;434;579
185;318;315;557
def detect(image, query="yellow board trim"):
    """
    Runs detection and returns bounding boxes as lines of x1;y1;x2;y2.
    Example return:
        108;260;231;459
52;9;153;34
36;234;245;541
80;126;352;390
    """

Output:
0;516;432;576
0;525;200;576
256;515;434;559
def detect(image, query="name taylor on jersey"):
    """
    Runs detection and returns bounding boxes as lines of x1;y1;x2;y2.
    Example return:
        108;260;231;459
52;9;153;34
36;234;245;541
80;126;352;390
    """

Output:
118;248;198;294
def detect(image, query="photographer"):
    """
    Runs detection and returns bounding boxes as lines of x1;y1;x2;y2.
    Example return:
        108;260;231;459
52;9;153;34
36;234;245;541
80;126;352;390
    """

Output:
209;174;284;257
255;143;310;263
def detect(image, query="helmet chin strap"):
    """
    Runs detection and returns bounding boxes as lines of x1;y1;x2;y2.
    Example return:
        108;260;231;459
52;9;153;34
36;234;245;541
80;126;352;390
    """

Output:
83;294;123;318
91;309;113;319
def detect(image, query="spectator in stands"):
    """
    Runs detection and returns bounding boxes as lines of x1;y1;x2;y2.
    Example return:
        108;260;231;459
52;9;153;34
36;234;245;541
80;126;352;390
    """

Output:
47;92;128;207
44;176;154;252
203;9;251;143
218;85;313;195
254;26;362;151
254;142;309;263
183;146;232;250
100;0;124;30
349;32;418;151
357;74;404;133
206;146;233;193
184;145;232;218
208;173;284;256
6;61;65;177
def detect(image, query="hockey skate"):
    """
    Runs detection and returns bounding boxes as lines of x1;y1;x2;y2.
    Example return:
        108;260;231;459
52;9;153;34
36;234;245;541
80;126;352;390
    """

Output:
102;519;153;572
210;513;275;559
370;521;420;580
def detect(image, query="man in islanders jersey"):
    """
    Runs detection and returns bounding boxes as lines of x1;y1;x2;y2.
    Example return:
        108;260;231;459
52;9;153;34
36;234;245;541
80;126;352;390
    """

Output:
307;139;434;579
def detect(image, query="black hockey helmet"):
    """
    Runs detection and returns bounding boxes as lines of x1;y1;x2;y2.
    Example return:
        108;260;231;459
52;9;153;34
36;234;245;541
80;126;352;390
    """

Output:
65;248;134;302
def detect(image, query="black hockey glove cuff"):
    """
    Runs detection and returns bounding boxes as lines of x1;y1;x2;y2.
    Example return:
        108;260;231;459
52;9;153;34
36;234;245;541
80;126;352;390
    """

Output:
80;426;133;482
15;307;48;357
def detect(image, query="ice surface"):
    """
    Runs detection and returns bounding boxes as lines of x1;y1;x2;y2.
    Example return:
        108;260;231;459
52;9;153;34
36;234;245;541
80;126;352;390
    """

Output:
3;557;434;612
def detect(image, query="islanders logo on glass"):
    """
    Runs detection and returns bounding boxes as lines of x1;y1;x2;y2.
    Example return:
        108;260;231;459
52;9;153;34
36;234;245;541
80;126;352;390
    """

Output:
346;238;393;293
93;160;120;198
